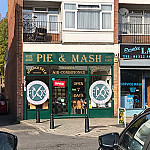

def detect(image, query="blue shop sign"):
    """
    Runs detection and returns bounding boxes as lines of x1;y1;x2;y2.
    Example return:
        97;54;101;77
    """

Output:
120;45;150;59
121;82;142;86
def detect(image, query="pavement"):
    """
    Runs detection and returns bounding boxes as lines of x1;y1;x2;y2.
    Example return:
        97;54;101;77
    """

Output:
21;117;133;138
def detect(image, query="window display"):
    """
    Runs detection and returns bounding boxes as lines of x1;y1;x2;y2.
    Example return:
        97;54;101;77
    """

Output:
121;70;142;109
26;76;49;109
89;65;112;108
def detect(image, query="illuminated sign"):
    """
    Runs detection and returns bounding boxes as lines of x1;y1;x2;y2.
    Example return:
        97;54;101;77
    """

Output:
121;82;142;86
121;45;150;59
53;81;65;87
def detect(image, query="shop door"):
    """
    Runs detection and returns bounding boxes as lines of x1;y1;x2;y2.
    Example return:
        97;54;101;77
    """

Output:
70;77;87;116
51;77;87;117
52;78;69;116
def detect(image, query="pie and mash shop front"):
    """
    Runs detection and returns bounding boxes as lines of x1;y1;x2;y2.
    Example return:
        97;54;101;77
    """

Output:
23;52;114;119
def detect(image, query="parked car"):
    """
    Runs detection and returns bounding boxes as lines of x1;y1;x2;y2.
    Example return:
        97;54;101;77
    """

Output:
0;94;7;114
98;108;150;150
0;131;18;150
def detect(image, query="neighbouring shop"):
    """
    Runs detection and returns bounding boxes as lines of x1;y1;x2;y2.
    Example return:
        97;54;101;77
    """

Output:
120;44;150;116
23;52;114;119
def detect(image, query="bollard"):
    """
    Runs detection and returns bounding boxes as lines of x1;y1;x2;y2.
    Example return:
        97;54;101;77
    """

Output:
50;114;54;129
36;107;40;123
85;115;89;133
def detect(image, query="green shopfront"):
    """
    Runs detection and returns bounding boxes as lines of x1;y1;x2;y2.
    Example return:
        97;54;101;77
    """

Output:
23;52;114;119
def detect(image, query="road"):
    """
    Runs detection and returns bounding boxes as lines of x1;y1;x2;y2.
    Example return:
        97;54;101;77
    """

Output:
0;115;98;150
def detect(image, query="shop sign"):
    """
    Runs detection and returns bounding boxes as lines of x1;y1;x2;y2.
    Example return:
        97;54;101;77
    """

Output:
53;80;65;87
120;45;150;59
24;52;114;65
26;66;48;75
118;108;126;127
27;80;49;105
89;80;112;104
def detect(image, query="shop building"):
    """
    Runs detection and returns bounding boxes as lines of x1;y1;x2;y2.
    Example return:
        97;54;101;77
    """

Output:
119;1;150;116
7;0;120;120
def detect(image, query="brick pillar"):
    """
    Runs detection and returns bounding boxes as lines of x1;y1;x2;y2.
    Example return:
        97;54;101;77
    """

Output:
114;58;120;117
7;0;23;120
114;0;119;44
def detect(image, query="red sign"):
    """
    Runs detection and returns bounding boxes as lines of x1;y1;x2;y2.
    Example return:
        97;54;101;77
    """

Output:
53;80;65;87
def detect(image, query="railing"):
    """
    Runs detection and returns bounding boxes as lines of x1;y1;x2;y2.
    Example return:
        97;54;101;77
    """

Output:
23;21;62;43
119;23;150;44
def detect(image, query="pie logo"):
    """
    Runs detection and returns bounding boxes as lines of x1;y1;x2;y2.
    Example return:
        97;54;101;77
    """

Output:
89;80;112;104
27;80;49;105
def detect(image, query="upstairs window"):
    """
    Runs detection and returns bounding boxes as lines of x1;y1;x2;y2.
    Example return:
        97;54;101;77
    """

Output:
64;3;113;30
64;4;76;28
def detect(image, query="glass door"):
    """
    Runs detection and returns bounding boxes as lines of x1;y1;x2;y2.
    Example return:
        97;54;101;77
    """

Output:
70;77;87;115
52;78;69;115
51;76;88;117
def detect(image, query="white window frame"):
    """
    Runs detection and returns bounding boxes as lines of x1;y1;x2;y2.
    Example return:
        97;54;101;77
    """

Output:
101;4;113;30
47;14;59;33
33;7;48;13
63;3;77;30
63;2;113;31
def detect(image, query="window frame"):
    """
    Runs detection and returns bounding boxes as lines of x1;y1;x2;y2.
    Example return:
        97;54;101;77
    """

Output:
63;2;113;31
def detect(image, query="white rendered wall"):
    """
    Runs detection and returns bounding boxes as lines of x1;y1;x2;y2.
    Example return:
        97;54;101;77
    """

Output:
23;43;119;55
62;32;114;43
119;0;150;4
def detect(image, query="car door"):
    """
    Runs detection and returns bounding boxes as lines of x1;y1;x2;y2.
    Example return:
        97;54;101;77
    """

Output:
118;111;150;150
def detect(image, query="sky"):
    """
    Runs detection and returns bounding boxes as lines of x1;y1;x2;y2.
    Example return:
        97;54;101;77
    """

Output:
0;0;8;18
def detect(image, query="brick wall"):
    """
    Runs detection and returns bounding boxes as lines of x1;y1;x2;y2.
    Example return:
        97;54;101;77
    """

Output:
120;35;150;44
114;0;119;117
6;0;23;120
114;0;119;44
114;60;120;117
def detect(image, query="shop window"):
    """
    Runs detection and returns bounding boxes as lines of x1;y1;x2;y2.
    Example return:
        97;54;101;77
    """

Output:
121;70;142;109
50;65;88;75
89;75;112;108
26;65;49;75
26;76;49;110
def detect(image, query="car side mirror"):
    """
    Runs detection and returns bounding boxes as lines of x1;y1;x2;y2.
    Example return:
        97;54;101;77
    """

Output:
0;131;18;150
98;132;119;149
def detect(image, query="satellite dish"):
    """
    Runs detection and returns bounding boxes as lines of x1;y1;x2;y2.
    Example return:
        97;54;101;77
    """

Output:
119;8;129;16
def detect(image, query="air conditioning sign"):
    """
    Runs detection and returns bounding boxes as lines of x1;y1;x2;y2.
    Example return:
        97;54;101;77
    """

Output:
27;80;49;105
89;80;112;104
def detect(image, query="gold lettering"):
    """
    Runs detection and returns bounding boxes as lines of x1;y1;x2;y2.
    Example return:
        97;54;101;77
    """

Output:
74;82;83;85
89;55;94;62
47;54;53;62
80;55;88;62
52;71;56;74
96;55;101;62
74;94;84;98
43;54;46;62
59;54;66;62
37;54;43;62
72;55;79;62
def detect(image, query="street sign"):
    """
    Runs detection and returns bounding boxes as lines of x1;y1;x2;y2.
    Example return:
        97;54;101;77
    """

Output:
27;80;49;105
89;80;112;104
